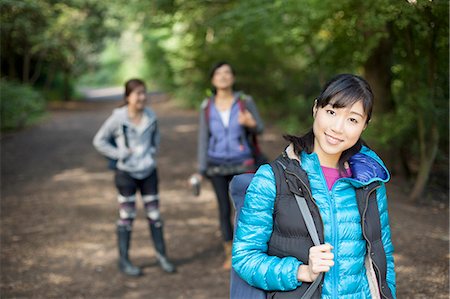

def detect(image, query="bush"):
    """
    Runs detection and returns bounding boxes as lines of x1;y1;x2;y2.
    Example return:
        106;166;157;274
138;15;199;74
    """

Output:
1;80;46;131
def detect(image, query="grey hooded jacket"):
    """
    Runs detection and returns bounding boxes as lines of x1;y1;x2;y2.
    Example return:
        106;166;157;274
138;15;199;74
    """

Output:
93;105;160;179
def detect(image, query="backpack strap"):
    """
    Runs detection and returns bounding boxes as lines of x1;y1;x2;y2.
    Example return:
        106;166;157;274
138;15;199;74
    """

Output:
295;191;323;299
150;121;158;148
204;97;212;123
122;124;129;148
273;157;323;299
239;95;263;156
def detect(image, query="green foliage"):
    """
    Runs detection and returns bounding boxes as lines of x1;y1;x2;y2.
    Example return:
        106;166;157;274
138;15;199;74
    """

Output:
1;0;122;99
71;0;447;201
0;80;46;131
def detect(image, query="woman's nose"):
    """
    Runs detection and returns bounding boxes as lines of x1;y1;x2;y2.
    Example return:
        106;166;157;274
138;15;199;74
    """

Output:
331;117;345;133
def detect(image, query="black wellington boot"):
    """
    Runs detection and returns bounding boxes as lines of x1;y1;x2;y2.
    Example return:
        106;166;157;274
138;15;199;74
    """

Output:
149;222;176;273
117;225;142;276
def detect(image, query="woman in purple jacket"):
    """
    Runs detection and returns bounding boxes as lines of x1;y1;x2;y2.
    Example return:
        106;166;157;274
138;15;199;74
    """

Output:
193;62;264;269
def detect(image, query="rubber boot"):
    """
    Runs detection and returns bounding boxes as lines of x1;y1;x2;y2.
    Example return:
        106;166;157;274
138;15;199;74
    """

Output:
149;222;176;273
223;241;233;270
117;225;142;276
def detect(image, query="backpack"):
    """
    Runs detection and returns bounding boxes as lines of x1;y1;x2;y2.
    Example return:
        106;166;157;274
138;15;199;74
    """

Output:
105;125;129;170
228;156;381;299
205;94;268;169
229;173;266;299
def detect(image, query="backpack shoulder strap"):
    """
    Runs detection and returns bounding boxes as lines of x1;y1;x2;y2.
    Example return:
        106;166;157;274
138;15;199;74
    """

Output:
269;155;290;196
203;97;212;122
237;93;249;112
270;154;323;299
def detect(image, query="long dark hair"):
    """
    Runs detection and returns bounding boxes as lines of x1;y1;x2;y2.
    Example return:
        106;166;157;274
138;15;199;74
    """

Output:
284;74;374;172
124;78;146;104
209;61;235;95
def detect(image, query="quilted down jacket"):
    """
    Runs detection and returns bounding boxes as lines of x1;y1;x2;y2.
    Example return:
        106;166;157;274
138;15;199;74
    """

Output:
232;145;396;299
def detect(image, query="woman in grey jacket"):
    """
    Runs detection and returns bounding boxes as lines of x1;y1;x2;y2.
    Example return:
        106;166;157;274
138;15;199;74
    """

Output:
192;62;264;270
93;79;175;276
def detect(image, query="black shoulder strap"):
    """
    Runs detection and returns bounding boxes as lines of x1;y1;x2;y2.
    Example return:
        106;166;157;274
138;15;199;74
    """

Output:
150;121;158;148
271;156;322;299
355;182;382;243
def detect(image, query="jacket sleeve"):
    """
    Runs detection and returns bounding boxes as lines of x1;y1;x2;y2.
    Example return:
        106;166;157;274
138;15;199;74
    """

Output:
232;164;302;291
243;96;264;134
197;100;209;175
92;114;123;160
377;184;397;298
151;120;161;154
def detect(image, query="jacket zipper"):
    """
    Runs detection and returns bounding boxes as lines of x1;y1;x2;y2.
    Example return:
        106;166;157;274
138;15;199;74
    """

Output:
329;190;338;299
361;184;388;299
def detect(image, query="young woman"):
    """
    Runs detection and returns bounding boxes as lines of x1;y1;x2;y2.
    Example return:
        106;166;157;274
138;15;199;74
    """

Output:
93;79;175;276
232;74;396;298
193;62;264;269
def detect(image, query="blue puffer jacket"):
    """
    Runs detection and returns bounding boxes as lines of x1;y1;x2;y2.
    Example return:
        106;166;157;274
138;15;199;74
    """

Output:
232;146;396;298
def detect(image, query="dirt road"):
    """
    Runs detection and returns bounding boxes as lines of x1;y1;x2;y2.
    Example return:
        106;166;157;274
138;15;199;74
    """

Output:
1;95;448;298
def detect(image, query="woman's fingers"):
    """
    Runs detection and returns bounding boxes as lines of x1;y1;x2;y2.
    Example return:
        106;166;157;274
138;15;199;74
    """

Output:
311;243;333;253
309;243;335;274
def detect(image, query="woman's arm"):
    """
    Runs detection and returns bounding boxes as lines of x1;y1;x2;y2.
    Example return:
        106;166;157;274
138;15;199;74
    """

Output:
377;184;397;298
232;165;302;291
93;115;124;160
242;95;264;134
197;100;209;175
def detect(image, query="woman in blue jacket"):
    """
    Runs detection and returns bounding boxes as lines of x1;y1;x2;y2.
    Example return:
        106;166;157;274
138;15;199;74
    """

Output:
193;61;264;269
232;74;396;298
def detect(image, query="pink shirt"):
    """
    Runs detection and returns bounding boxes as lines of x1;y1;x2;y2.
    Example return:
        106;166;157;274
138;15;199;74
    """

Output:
321;166;352;190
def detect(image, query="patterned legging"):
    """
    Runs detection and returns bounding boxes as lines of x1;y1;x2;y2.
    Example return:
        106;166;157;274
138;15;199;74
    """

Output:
114;169;162;228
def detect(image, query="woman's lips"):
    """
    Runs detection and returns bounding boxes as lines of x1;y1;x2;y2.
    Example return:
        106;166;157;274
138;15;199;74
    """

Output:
325;133;343;145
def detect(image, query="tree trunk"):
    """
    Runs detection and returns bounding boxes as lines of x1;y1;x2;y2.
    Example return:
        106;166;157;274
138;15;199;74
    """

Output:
44;63;56;91
63;70;70;101
363;33;394;113
409;120;439;202
409;9;440;203
363;25;396;171
30;54;44;85
7;54;17;80
23;51;31;83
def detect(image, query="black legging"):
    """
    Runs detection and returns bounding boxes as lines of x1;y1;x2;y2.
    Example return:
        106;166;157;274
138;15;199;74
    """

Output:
114;169;161;228
209;174;235;242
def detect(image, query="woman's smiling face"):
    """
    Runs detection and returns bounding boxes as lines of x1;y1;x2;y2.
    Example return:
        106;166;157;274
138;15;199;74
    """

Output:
312;100;367;167
211;64;235;90
127;84;147;111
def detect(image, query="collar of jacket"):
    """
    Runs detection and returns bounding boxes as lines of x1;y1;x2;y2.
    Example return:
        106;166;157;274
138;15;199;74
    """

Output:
280;145;312;197
284;143;390;189
201;91;243;109
114;106;156;131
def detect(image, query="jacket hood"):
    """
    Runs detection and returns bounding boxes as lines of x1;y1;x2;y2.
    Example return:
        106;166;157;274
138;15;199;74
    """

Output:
347;145;390;187
112;106;156;128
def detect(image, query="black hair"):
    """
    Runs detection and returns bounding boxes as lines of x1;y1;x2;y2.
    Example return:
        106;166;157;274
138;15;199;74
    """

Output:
284;74;374;173
124;78;146;104
208;61;235;94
